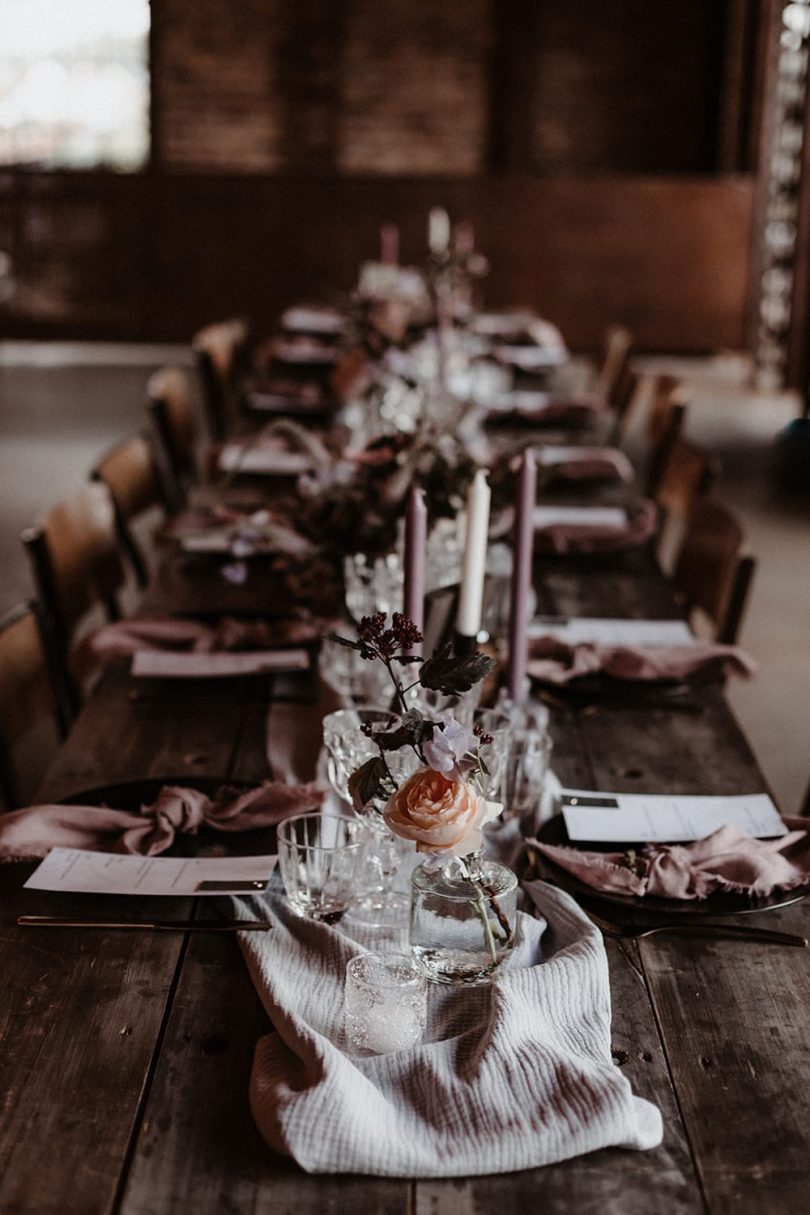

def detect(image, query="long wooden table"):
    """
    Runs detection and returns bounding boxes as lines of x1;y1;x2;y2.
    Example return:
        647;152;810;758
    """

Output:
1;520;809;1215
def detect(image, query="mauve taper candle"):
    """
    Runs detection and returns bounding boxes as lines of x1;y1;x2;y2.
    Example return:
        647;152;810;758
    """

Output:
380;223;399;266
507;449;537;701
404;487;427;642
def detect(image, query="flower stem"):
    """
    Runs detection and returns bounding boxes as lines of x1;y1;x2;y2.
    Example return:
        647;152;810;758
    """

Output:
466;854;512;946
460;855;502;967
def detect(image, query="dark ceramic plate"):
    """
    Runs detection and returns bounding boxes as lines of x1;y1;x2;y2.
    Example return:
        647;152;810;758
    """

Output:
59;777;279;857
533;813;809;920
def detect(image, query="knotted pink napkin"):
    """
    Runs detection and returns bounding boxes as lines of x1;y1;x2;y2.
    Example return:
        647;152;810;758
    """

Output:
0;781;324;860
534;500;656;555
531;817;810;900
87;614;335;662
527;636;756;685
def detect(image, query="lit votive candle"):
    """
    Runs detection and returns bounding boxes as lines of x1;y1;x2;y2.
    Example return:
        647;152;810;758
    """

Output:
344;953;427;1055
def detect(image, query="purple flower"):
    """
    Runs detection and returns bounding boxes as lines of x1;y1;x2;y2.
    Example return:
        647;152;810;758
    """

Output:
423;717;478;781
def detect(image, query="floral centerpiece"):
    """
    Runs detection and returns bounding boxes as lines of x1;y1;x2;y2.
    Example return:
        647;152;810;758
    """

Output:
332;612;519;985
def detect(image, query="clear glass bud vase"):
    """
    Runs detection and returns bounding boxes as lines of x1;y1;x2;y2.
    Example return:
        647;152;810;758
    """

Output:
409;852;518;986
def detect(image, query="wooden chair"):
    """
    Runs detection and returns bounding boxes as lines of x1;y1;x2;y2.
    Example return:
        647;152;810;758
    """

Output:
91;432;170;588
0;602;68;808
596;324;634;411
672;498;756;645
192;318;251;441
606;366;643;442
147;367;199;511
654;435;719;524
22;482;125;718
643;379;689;498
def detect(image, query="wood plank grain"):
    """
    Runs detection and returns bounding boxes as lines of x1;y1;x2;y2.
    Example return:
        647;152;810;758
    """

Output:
572;651;810;1213
115;908;410;1215
641;906;810;1215
0;865;187;1215
0;663;259;1214
35;664;259;802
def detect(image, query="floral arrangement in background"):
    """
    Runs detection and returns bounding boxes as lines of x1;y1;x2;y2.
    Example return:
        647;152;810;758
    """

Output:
296;429;477;561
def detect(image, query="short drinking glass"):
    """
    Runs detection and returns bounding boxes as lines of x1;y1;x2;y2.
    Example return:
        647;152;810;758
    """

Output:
344;952;427;1054
277;812;367;920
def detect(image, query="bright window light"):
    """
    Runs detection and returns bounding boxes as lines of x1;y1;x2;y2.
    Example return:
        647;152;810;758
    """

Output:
0;0;150;169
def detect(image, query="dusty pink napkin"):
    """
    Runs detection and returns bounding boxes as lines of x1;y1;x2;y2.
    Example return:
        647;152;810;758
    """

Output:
545;448;634;485
534;500;656;555
531;817;810;900
0;781;324;860
527;636;756;685
488;398;599;430
88;614;334;662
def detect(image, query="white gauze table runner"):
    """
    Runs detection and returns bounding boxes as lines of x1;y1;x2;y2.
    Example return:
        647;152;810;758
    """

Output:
232;879;662;1177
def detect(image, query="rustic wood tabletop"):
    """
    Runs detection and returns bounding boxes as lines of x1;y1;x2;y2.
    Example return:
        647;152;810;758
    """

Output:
1;465;808;1215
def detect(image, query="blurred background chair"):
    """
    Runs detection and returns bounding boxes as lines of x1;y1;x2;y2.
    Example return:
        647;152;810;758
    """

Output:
671;497;756;644
91;432;171;588
654;435;719;525
0;602;67;809
192;317;252;441
643;378;690;497
22;482;126;719
596;324;634;411
146;367;200;511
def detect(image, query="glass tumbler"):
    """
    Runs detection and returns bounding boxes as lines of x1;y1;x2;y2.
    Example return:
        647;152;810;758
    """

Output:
277;812;368;921
344;953;427;1054
322;706;420;928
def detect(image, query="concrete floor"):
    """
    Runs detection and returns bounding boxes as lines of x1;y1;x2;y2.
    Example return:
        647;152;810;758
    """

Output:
0;343;807;814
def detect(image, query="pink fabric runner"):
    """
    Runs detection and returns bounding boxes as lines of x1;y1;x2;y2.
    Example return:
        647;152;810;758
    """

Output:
0;781;324;860
534;500;656;555
527;636;756;685
531;817;810;900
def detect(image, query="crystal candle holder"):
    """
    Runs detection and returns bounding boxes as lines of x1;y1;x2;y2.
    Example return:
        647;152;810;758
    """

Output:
344;953;427;1055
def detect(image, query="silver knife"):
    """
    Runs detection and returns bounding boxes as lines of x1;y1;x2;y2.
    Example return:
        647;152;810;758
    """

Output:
16;915;272;933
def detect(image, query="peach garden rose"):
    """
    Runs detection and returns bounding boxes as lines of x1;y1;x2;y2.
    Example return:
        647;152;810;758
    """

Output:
384;766;503;857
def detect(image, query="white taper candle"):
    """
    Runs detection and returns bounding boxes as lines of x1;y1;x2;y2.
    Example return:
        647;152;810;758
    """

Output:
456;469;491;638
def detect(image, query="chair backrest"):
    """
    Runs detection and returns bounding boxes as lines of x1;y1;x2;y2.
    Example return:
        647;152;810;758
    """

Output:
192;318;251;441
0;603;67;808
644;382;689;498
608;368;640;444
91;432;169;587
646;374;684;444
22;483;124;701
673;497;756;644
654;435;719;522
147;367;198;510
596;325;634;408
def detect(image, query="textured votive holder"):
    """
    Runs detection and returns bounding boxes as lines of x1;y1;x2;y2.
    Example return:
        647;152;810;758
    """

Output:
344;952;428;1055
